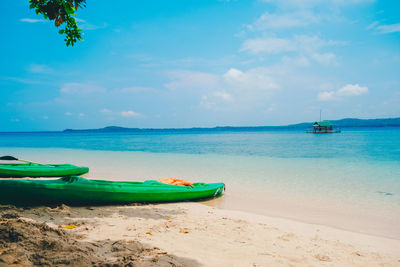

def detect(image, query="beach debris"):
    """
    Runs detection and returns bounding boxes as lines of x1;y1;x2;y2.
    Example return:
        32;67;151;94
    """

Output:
179;228;190;234
146;231;152;235
58;224;77;229
165;220;173;228
377;191;393;196
0;216;195;266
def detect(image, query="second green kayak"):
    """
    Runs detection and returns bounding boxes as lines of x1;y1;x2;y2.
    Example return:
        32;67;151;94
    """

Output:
0;163;89;178
0;176;225;205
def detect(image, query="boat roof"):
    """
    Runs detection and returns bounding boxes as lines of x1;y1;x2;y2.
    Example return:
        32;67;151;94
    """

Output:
314;121;332;127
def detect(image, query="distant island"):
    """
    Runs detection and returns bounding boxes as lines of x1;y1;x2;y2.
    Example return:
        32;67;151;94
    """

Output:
63;117;400;133
289;117;400;128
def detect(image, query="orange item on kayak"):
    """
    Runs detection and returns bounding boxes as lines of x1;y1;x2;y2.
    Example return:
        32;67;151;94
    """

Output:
158;178;193;187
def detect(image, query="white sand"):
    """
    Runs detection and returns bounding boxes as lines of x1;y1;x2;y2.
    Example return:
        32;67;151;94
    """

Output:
15;202;400;266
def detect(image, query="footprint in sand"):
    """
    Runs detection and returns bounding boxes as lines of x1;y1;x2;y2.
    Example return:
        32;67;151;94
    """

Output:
314;254;331;262
278;233;296;241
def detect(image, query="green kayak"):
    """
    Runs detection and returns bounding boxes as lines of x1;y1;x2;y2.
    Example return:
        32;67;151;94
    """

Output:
0;163;89;178
0;176;225;205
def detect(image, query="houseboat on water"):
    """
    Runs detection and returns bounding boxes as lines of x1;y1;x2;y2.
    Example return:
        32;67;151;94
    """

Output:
307;121;341;133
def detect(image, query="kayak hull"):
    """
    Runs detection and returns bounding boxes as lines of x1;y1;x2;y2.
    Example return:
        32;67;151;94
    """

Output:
0;163;89;178
0;176;225;205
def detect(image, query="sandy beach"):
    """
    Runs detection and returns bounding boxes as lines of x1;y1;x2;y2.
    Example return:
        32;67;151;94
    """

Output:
2;147;400;241
2;0;400;265
1;202;399;266
1;148;400;265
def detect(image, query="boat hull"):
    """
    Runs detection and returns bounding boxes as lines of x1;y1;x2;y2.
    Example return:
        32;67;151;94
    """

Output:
0;176;225;205
306;130;341;133
0;163;89;178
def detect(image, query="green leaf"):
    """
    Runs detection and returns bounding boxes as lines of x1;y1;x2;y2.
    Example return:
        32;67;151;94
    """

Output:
28;0;86;46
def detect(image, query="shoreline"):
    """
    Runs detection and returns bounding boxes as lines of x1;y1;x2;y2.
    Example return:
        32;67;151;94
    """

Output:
202;194;400;242
1;146;399;265
1;202;399;266
1;146;400;240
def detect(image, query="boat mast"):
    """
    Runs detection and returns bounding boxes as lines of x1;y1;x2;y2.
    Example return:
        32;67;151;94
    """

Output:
320;109;322;122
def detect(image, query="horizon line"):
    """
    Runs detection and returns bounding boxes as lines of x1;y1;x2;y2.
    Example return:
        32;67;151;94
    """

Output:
1;116;399;133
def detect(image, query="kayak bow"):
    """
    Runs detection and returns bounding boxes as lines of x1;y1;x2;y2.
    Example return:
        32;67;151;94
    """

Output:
0;163;89;178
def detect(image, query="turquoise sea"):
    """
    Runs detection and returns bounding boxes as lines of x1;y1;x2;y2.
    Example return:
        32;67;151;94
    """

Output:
1;127;399;238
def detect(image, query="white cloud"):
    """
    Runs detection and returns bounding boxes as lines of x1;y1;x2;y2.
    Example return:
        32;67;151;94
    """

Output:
332;0;375;4
311;53;337;65
224;68;279;91
281;55;310;66
318;91;336;101
199;92;233;110
376;23;400;34
120;110;143;118
366;21;379;30
100;108;112;114
240;37;296;54
60;83;106;94
197;67;281;111
164;70;218;90
318;83;368;101
2;76;43;85
214;91;234;102
119;86;153;93
75;18;107;30
266;104;277;113
200;96;216;110
337;84;368;96
261;0;374;9
80;22;107;30
224;68;243;81
366;21;400;34
251;11;318;30
240;35;339;55
27;64;53;74
20;18;46;23
239;0;373;38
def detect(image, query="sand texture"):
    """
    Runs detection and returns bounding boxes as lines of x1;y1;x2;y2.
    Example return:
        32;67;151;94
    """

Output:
0;203;399;266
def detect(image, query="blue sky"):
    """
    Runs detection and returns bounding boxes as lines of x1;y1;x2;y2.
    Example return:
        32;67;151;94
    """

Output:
0;0;399;131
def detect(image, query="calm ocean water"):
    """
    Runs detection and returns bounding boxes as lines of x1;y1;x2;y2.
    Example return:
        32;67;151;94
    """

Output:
1;127;400;238
1;127;399;161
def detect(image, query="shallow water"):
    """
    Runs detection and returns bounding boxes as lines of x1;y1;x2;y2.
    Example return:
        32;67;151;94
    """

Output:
1;127;399;238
